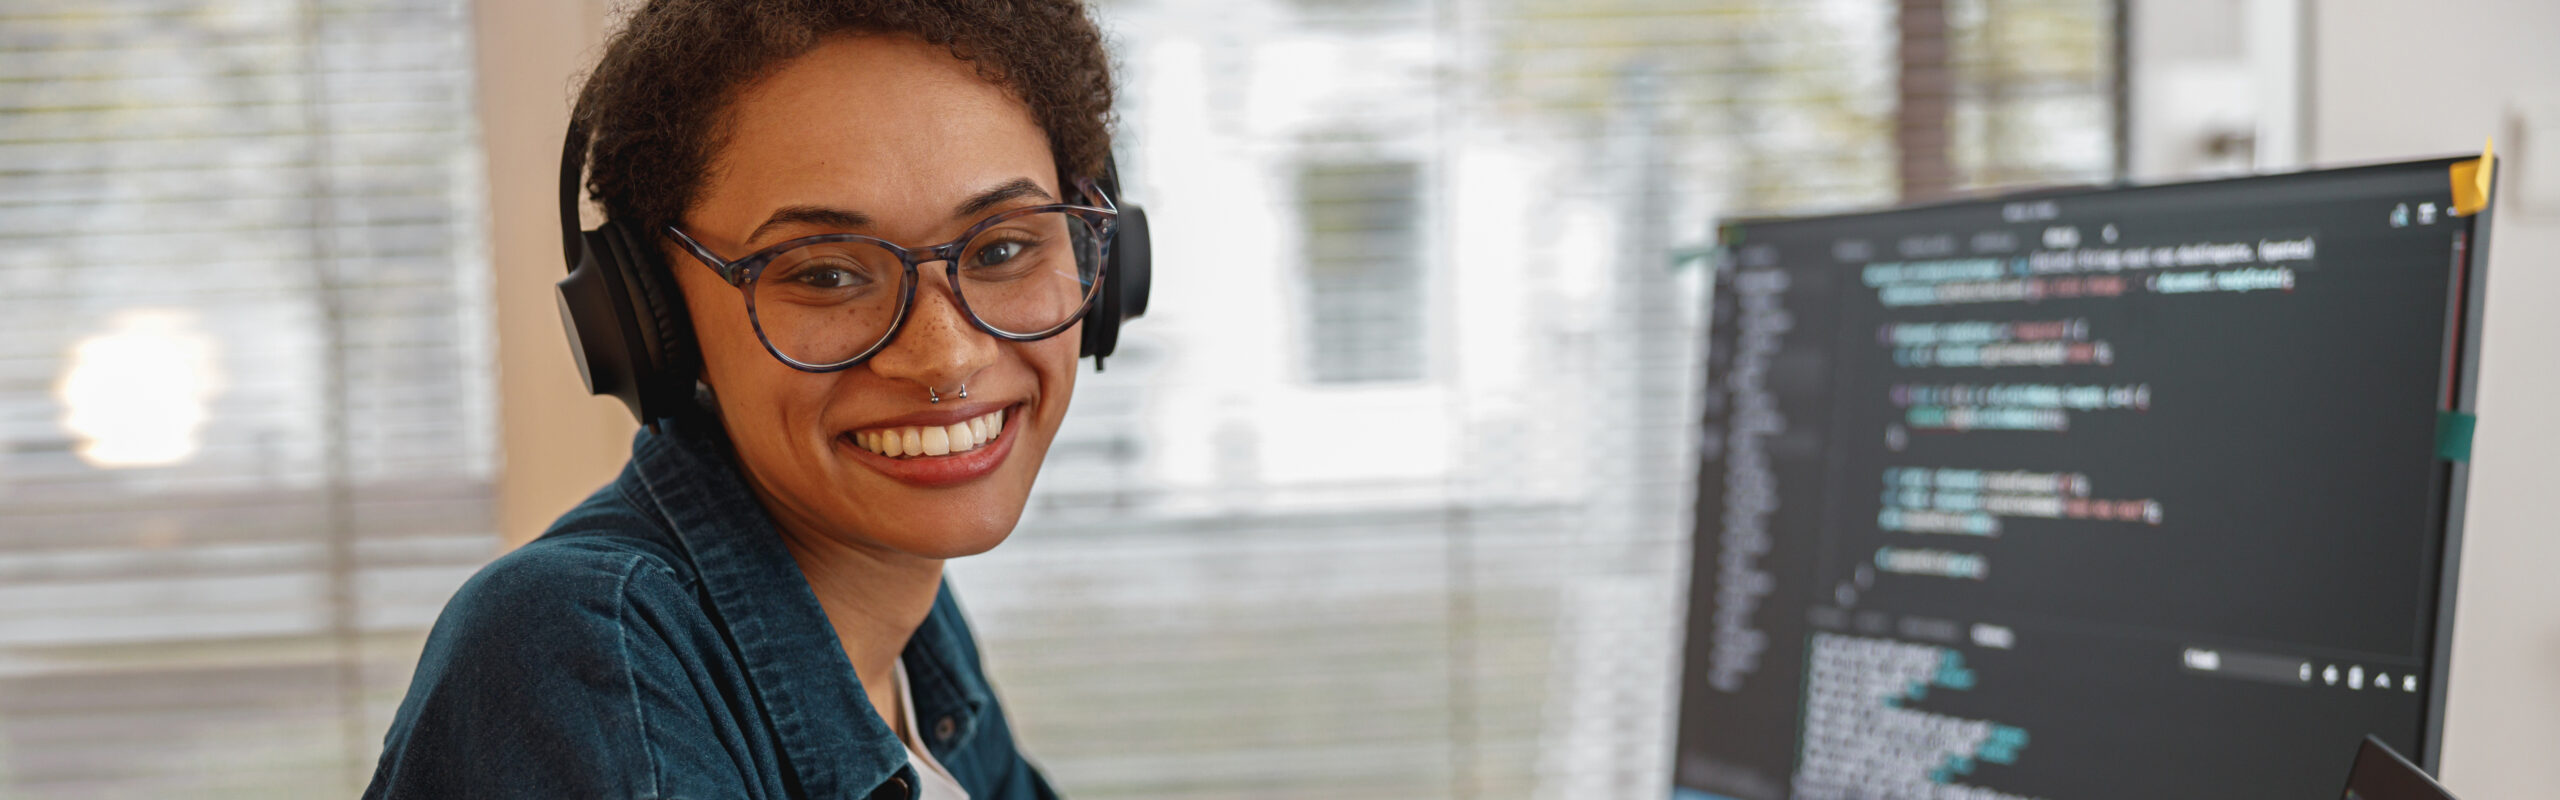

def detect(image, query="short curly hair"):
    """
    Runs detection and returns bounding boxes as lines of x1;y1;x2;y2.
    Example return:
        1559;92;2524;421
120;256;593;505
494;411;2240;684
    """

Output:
572;0;1116;239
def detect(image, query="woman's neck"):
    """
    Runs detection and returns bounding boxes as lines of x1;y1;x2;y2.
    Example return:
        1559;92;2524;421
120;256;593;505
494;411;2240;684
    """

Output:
719;420;945;738
773;518;944;740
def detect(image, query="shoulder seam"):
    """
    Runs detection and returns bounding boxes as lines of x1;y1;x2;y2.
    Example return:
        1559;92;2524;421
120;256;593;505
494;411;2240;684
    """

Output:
613;476;664;532
519;534;696;594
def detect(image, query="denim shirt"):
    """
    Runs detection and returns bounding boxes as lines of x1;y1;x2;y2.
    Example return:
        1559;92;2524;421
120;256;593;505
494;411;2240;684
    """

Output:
365;416;1059;800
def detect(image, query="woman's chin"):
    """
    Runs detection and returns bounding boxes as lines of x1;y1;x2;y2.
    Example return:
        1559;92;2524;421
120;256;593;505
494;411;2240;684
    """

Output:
839;496;1026;560
889;524;1014;560
810;438;1046;560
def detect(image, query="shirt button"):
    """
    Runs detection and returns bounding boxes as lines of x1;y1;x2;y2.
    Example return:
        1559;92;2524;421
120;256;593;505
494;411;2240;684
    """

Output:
933;715;957;741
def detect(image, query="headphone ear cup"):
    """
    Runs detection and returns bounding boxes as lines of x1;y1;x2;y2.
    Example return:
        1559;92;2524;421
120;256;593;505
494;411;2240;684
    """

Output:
554;221;696;423
1114;204;1151;321
1082;203;1151;363
556;228;650;420
601;220;698;418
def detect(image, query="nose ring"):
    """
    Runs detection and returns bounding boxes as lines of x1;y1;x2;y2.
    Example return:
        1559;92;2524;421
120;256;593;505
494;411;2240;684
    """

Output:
929;383;968;404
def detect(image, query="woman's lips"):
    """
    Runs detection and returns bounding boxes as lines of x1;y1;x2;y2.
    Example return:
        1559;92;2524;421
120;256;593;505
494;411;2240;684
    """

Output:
837;403;1021;487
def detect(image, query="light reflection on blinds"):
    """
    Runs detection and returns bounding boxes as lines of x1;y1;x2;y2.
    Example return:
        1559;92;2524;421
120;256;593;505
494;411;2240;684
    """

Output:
0;0;493;796
954;0;2115;798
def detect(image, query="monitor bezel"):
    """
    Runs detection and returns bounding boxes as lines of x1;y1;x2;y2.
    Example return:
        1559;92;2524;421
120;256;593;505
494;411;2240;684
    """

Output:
2419;152;2493;773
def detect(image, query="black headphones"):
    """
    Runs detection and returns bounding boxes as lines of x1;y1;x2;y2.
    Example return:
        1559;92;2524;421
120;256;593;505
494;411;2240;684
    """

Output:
554;120;1151;425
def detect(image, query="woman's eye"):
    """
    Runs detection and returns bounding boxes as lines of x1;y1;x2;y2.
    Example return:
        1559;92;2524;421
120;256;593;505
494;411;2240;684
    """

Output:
795;265;865;289
974;241;1025;268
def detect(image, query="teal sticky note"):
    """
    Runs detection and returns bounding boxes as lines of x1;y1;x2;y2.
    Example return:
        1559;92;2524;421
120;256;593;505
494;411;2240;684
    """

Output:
2437;411;2476;462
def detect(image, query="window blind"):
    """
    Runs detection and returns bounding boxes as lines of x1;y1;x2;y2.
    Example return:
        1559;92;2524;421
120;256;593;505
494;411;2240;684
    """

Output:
1300;159;1428;384
0;0;493;796
953;1;2118;798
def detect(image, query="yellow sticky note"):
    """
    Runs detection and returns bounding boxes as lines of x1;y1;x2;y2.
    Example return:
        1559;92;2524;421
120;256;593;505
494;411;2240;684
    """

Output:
2451;138;2495;216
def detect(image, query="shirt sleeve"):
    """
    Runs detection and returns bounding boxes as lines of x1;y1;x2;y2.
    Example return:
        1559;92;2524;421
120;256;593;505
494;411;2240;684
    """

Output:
363;542;742;800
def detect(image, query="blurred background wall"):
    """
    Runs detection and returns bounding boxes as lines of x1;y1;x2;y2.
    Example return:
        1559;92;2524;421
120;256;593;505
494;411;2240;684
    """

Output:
475;0;634;564
0;0;2550;798
2296;3;2560;798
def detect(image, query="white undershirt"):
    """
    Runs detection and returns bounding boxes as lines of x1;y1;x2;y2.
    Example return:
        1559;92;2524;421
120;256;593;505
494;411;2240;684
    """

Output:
893;660;971;800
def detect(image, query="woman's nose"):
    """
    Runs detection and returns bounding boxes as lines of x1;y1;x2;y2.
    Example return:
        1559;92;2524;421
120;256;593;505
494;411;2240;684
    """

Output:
864;275;998;397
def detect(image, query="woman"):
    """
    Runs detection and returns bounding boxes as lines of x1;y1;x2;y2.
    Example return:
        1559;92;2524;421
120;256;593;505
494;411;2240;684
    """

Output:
366;2;1121;797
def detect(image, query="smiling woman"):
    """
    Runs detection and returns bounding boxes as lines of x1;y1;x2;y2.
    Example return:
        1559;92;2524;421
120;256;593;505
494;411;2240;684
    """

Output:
362;3;1123;799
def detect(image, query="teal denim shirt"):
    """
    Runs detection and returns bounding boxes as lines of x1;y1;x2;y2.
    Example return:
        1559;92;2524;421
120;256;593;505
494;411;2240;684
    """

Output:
365;416;1059;799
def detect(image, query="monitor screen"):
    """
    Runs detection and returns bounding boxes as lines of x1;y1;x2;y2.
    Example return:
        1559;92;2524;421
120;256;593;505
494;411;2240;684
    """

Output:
1674;158;2489;800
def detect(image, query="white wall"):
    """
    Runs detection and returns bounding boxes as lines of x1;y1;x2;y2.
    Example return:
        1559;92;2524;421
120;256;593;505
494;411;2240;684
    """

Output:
2133;0;2560;793
2127;0;2306;179
2308;2;2560;797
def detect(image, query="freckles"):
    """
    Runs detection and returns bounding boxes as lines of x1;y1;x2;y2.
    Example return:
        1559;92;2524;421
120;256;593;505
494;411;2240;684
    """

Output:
916;308;973;337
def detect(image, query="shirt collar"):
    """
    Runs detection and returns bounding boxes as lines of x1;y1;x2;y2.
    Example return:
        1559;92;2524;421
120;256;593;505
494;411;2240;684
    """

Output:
627;415;993;797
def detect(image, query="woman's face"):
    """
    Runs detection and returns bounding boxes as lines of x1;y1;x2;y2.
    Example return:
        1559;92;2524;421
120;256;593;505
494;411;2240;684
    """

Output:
670;34;1080;559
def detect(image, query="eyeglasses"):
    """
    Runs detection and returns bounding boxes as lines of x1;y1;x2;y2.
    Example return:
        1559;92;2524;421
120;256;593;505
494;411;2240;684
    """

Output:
666;179;1117;372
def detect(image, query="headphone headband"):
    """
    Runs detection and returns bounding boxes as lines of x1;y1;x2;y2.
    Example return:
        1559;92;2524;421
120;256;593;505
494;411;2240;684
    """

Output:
558;120;591;271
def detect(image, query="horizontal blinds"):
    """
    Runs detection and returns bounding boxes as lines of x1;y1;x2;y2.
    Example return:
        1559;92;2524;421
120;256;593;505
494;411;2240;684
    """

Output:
0;1;492;797
1945;0;2118;189
961;1;2114;799
1300;160;1429;384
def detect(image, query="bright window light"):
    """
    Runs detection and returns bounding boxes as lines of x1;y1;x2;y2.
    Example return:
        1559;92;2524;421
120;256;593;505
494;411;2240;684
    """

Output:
55;309;223;468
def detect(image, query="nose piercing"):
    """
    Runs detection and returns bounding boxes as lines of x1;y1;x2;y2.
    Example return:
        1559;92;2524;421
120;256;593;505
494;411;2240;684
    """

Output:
928;383;968;404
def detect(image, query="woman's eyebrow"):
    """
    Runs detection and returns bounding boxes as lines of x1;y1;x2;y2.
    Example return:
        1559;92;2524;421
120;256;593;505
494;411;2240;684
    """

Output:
746;205;871;247
741;179;1051;247
953;177;1053;219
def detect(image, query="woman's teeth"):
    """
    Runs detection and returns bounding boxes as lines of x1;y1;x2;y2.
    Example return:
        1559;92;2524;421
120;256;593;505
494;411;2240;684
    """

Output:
853;407;1005;458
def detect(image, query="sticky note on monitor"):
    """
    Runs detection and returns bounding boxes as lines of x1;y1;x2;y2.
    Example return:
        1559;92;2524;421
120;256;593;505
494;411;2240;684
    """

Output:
2449;139;2494;217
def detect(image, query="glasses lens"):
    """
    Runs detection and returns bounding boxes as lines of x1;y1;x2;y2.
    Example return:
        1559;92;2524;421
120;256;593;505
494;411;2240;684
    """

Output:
750;239;907;367
953;210;1104;337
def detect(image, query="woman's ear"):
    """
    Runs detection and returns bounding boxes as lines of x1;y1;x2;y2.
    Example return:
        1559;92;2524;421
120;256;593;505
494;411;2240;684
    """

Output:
692;378;723;419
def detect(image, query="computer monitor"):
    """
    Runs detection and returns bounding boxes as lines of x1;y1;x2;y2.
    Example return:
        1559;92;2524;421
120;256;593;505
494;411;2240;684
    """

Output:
1674;156;2493;800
